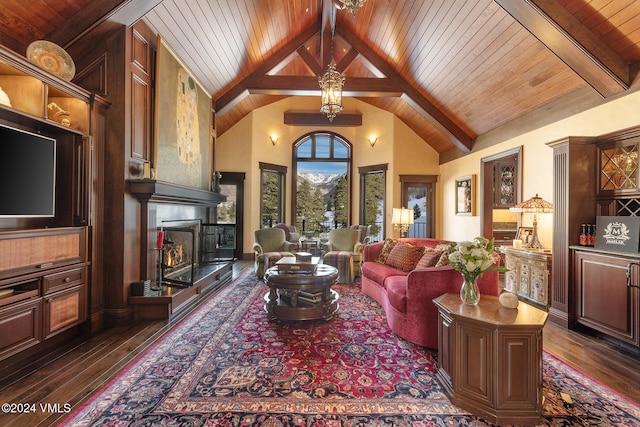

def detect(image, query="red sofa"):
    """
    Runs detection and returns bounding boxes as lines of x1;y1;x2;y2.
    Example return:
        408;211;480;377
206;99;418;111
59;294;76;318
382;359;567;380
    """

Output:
361;238;499;349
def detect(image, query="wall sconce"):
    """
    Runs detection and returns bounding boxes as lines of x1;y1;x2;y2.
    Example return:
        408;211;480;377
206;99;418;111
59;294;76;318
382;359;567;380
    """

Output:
269;135;278;146
392;207;414;238
368;137;378;147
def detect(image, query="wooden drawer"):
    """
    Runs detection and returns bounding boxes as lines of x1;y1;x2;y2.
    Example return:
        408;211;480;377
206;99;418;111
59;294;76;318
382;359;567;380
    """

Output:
43;284;86;339
0;298;42;360
0;227;86;280
43;267;85;295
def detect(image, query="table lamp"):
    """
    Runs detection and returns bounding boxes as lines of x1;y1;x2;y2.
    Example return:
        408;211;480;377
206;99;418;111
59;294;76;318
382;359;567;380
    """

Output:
392;207;414;238
509;194;553;249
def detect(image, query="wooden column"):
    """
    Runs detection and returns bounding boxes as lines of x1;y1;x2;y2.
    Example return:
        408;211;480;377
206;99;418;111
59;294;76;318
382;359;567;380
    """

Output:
546;137;596;327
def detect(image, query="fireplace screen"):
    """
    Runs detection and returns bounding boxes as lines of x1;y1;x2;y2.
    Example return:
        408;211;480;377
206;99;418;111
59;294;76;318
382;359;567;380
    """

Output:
201;223;236;262
160;223;198;287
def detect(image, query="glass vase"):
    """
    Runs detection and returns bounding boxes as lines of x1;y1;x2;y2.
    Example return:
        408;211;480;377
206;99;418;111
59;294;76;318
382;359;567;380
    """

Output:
460;276;480;305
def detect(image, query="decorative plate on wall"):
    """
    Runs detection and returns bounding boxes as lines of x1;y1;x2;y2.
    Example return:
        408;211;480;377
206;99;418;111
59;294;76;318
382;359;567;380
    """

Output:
26;40;75;81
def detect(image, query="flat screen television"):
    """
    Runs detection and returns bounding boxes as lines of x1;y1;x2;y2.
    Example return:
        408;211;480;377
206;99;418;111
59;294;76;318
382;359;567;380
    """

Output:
0;124;56;217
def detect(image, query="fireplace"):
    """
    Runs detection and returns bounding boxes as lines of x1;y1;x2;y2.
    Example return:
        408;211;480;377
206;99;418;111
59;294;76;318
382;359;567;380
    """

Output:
127;179;229;286
127;179;233;319
160;220;199;287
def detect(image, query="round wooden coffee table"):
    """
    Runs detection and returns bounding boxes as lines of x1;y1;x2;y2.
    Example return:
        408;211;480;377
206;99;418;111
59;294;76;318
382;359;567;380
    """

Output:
263;264;339;321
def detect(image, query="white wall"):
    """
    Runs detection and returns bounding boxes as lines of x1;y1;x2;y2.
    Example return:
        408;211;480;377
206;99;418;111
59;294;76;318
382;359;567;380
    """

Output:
440;90;640;246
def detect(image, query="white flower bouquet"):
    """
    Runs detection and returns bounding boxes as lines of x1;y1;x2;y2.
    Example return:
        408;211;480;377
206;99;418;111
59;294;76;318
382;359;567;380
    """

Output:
448;237;507;304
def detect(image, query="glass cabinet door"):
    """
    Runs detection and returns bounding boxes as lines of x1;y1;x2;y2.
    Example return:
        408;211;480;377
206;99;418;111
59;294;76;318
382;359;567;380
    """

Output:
600;142;638;191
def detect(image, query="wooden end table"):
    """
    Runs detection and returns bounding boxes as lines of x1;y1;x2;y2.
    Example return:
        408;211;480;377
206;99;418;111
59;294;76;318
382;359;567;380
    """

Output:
433;293;548;426
263;264;339;321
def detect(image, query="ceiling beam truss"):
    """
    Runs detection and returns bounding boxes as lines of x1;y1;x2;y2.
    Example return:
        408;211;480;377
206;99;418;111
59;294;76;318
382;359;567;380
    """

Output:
215;18;474;153
495;0;629;98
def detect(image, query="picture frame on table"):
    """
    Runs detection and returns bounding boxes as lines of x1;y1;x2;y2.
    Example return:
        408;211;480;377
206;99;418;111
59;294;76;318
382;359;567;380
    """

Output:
455;175;475;215
516;227;534;244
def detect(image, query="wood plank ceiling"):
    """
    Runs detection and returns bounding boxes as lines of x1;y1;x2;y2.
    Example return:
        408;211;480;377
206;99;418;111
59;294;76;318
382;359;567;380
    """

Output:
1;0;640;156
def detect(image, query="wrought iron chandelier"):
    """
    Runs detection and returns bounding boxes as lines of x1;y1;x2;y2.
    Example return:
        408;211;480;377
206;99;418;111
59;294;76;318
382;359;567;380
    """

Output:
318;63;345;122
340;0;366;15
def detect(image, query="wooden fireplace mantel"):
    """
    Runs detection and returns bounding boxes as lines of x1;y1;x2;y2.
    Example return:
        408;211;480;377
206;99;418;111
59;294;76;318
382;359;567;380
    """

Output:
127;179;226;206
126;179;232;320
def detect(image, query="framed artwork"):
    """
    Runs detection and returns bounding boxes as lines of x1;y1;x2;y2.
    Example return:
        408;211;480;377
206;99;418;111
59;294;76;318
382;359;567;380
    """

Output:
154;35;212;190
516;227;534;244
455;175;475;215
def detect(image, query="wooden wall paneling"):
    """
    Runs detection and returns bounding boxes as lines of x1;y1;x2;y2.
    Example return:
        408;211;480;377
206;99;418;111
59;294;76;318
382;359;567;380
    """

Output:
547;137;596;327
87;98;109;332
130;24;153;162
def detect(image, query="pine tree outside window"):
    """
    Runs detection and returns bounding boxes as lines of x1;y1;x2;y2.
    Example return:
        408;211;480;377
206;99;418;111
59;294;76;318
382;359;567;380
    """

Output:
259;162;286;228
293;132;351;235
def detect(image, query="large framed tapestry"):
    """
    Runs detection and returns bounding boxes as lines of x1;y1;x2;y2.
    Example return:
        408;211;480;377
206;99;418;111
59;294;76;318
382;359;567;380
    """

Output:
154;35;212;190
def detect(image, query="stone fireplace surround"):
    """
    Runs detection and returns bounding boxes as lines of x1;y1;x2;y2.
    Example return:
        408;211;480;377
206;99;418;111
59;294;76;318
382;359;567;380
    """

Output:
127;180;232;319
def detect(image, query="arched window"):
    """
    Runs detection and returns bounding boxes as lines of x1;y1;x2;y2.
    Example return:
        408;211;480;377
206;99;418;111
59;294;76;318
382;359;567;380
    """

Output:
292;132;352;235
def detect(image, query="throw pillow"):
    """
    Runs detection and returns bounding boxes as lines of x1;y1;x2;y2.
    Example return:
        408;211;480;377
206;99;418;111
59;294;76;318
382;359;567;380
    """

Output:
385;243;425;272
434;242;455;267
375;238;398;263
415;247;443;269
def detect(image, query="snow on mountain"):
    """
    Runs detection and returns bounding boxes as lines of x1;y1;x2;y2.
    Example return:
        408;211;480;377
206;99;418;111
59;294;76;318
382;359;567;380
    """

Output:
298;172;340;186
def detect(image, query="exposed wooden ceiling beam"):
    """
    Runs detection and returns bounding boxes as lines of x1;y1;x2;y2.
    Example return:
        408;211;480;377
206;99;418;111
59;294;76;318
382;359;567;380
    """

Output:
108;0;164;25
335;47;359;73
337;25;474;153
214;23;321;113
284;111;362;126
495;0;629;98
247;76;402;97
296;46;323;76
320;0;336;69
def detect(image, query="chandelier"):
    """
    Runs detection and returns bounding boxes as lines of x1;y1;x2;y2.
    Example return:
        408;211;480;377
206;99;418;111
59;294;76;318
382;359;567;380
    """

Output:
340;0;366;15
318;63;345;122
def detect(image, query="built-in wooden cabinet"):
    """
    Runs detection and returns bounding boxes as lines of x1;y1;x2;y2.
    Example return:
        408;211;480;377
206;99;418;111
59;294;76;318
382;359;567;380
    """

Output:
573;248;639;348
42;266;87;339
0;298;42;361
547;137;597;327
548;127;640;351
0;51;89;134
596;128;640;217
0;38;107;370
0;228;88;361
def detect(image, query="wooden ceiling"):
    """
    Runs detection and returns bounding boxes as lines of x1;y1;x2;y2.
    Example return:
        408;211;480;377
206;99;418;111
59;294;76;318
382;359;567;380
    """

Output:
1;0;640;156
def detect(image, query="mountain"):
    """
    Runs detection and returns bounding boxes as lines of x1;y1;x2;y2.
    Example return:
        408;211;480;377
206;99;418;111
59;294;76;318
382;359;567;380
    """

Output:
298;172;339;187
298;172;347;213
298;172;344;195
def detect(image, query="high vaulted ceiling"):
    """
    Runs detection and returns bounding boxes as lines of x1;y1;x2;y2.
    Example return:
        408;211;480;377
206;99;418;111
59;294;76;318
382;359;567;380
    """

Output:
1;0;640;158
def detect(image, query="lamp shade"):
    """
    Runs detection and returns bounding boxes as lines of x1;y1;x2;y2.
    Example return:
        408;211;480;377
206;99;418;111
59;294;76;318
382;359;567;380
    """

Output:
392;207;414;225
509;194;552;249
509;194;553;213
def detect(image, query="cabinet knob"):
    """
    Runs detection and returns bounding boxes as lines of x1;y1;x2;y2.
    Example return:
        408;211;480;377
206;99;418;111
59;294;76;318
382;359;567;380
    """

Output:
64;277;71;283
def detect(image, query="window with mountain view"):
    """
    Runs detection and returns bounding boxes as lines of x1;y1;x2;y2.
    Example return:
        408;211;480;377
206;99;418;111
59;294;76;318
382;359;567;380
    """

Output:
293;132;351;235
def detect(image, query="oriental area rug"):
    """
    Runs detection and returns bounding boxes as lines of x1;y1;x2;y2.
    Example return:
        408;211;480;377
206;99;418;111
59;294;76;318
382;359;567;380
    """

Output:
62;268;640;426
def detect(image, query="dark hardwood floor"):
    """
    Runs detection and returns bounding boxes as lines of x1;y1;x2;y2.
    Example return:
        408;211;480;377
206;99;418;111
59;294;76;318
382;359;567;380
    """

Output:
0;260;638;426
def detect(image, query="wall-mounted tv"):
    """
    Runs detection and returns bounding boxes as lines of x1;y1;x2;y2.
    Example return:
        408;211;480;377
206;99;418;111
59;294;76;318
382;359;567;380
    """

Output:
0;124;56;217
